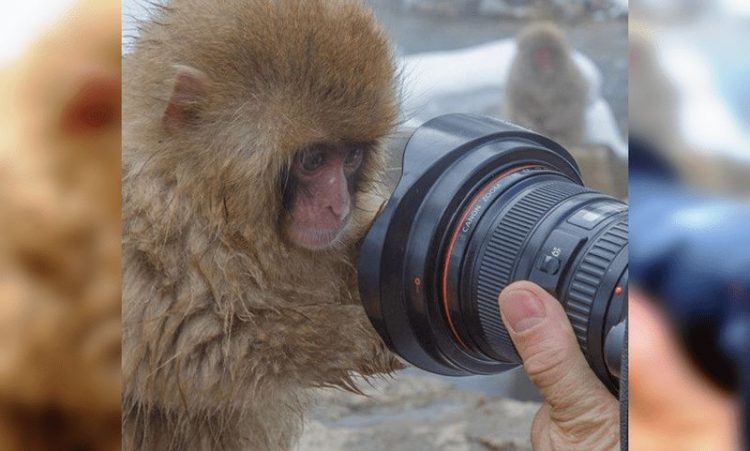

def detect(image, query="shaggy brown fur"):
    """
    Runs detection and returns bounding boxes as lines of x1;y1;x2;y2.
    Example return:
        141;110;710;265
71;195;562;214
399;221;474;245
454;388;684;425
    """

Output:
0;1;121;450
505;22;589;147
122;1;401;449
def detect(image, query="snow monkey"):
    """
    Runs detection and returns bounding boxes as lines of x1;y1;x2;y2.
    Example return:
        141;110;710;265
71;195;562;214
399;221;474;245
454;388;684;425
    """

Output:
0;0;121;450
629;25;680;153
122;0;400;449
505;22;589;147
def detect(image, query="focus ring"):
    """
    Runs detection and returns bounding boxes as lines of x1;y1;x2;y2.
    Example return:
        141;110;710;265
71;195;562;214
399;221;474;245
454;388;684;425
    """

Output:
474;181;589;361
565;218;628;356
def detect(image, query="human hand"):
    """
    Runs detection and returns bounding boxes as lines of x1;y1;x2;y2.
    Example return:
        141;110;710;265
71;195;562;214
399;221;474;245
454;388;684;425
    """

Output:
629;289;740;451
498;281;619;450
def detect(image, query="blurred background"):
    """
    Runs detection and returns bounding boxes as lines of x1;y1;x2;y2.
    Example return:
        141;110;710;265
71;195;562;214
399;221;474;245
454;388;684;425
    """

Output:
630;0;750;449
374;0;629;202
631;0;750;195
0;0;121;450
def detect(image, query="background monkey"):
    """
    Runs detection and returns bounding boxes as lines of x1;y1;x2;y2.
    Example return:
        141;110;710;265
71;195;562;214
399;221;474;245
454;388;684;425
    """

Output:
629;25;680;154
0;0;121;449
122;0;400;449
505;22;589;147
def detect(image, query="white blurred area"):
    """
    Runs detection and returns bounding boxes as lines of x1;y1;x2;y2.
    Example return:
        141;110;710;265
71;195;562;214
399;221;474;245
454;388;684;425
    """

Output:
631;0;750;192
663;39;750;163
722;0;750;15
0;0;76;66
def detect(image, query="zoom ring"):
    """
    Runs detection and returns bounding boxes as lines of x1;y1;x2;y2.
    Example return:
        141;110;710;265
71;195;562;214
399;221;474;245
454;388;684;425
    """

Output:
474;181;589;361
564;218;628;357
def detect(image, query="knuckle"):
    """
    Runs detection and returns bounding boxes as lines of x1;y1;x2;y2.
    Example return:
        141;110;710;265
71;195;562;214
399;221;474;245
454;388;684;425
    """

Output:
522;340;570;384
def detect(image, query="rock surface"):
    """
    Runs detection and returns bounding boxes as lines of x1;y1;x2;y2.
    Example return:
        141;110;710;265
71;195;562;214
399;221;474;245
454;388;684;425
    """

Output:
299;374;540;451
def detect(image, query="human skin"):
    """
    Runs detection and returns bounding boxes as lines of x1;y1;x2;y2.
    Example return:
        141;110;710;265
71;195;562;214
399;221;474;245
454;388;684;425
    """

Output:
629;290;740;451
498;281;619;450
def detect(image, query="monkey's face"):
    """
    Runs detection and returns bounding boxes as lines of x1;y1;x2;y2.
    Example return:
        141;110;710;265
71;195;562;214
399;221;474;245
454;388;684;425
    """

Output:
283;144;367;250
517;23;568;76
526;35;566;75
533;44;558;73
138;0;397;255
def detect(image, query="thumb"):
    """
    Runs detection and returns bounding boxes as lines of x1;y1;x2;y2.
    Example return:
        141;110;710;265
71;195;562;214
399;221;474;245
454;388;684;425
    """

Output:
498;281;613;412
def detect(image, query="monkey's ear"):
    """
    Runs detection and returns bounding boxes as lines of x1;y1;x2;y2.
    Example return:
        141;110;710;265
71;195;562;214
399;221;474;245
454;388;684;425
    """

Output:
163;65;210;133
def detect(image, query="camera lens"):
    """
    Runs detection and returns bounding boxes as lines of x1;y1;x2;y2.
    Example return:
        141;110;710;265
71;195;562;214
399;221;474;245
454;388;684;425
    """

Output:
443;166;627;393
359;114;627;394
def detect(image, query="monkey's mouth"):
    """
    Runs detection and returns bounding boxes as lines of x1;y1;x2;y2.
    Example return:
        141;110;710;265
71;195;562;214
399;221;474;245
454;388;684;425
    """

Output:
535;48;556;72
287;220;349;251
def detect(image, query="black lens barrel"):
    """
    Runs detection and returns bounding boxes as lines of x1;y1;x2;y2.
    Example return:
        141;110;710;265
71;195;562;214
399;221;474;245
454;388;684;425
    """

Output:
440;167;627;393
358;114;627;394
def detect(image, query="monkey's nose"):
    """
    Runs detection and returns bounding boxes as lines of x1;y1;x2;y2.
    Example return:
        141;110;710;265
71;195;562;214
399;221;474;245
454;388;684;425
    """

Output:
329;201;350;222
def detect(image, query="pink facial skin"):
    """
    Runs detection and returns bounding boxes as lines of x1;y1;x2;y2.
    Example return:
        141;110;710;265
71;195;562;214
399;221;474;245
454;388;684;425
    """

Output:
535;47;556;73
286;145;364;250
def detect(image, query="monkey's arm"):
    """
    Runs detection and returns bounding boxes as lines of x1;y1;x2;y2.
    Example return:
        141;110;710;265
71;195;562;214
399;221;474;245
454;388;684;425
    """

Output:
252;304;401;384
124;296;399;412
505;90;542;131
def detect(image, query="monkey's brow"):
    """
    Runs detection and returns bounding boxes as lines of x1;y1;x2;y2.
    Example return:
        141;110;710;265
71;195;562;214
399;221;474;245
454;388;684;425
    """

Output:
343;140;379;151
300;141;378;151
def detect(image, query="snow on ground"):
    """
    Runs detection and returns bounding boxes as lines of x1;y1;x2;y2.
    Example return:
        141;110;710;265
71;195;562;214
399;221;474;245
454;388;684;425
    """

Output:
399;39;627;157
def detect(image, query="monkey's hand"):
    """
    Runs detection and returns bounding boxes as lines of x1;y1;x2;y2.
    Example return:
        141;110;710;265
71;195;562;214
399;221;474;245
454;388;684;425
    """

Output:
267;304;404;385
123;302;404;412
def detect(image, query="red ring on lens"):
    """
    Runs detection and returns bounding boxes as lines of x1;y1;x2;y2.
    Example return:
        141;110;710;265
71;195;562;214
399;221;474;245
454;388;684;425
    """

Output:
440;164;539;349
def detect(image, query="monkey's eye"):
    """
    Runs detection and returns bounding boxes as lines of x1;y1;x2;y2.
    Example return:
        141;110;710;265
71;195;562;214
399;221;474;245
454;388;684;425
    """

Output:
298;148;327;172
344;147;364;169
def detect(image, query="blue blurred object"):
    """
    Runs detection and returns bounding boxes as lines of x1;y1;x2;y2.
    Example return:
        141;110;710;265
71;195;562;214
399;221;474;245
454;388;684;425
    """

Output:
630;137;750;446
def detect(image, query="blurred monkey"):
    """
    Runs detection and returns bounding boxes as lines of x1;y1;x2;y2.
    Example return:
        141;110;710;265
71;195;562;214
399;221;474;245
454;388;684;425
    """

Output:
122;0;400;449
629;25;680;153
629;24;749;195
0;0;121;450
505;22;589;147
